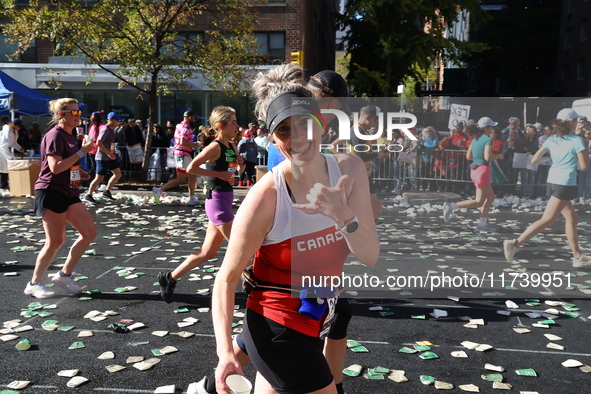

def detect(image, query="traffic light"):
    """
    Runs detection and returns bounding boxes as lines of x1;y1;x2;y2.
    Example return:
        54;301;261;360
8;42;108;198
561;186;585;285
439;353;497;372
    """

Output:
290;51;304;67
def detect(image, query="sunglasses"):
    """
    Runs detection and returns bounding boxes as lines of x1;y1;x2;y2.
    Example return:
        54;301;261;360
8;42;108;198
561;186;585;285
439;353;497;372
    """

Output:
62;110;83;116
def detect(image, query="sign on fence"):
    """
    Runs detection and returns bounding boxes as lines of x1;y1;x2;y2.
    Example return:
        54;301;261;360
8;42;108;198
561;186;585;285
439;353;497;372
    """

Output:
448;104;471;130
512;152;539;171
127;144;144;164
166;148;176;168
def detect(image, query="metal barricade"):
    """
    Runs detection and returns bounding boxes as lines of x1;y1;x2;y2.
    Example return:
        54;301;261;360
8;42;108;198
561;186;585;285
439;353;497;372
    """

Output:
85;146;176;185
371;149;549;197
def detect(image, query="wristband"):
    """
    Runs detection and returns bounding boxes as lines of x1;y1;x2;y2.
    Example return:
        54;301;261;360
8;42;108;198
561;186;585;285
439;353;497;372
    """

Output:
76;150;84;158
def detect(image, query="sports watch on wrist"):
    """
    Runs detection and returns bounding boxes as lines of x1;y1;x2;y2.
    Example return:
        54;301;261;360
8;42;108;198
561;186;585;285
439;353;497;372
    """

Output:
339;215;359;234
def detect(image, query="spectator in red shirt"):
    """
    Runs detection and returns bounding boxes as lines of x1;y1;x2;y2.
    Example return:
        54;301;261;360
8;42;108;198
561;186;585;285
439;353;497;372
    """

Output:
489;128;503;162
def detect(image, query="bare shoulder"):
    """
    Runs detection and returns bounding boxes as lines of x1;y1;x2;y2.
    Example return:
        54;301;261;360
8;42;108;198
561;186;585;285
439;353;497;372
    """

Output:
201;140;221;161
239;170;277;214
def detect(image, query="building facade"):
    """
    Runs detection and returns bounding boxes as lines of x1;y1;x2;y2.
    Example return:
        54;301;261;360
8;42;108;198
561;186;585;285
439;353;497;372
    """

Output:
0;0;339;126
558;0;591;97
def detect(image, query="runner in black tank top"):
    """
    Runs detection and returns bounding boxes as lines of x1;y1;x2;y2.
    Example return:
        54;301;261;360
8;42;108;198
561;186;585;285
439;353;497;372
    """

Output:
205;139;237;194
156;106;244;303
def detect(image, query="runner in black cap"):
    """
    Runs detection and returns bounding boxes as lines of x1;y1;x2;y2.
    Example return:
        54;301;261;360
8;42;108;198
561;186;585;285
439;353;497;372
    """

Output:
211;64;379;394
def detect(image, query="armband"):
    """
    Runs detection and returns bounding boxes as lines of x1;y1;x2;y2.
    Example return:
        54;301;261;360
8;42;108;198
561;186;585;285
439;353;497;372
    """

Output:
76;150;84;158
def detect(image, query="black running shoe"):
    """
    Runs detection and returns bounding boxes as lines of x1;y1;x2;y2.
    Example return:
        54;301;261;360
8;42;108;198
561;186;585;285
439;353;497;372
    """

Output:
84;194;97;203
102;190;116;201
158;271;176;303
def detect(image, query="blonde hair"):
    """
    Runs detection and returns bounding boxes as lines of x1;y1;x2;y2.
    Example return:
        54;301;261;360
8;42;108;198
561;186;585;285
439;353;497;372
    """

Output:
422;126;436;136
251;63;307;122
209;105;236;138
49;98;78;123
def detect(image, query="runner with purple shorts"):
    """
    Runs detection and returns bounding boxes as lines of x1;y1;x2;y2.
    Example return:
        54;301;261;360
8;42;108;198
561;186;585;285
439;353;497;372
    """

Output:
157;106;244;303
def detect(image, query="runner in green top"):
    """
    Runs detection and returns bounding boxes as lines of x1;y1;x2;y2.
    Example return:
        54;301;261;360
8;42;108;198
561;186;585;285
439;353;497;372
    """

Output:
442;117;504;232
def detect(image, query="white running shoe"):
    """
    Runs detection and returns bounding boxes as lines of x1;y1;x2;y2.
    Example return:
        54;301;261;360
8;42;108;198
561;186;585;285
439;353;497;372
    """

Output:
51;272;82;294
152;186;162;204
442;202;452;223
573;254;591;268
188;195;201;206
187;376;210;394
503;239;519;263
24;282;55;299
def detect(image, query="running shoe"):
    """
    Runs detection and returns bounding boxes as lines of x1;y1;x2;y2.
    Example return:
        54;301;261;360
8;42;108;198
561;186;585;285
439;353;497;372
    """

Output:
503;239;519;264
188;195;201;206
24;282;54;299
152;186;162;204
573;254;591;268
442;202;452;223
51;272;82;294
84;193;97;203
475;223;497;232
158;271;177;303
190;376;210;394
102;190;116;201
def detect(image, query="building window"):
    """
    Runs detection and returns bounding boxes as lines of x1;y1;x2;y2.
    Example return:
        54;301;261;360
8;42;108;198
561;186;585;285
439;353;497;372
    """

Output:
0;32;36;63
254;32;285;63
581;19;589;42
565;28;573;48
568;0;576;12
577;59;585;80
562;64;570;85
174;32;203;58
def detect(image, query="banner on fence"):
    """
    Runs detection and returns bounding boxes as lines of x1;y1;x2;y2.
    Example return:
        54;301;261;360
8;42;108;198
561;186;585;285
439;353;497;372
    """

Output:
127;143;144;164
166;148;176;168
512;152;539;171
448;104;471;130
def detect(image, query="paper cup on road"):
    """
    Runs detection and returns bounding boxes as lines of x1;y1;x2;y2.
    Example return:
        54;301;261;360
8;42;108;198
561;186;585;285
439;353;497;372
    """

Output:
15;338;31;351
225;374;252;394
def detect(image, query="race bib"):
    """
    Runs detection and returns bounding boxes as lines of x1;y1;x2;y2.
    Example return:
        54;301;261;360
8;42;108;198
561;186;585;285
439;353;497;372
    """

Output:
70;165;81;189
227;161;237;186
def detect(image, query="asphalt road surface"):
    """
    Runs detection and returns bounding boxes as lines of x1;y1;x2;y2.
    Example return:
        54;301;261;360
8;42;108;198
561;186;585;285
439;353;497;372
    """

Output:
1;189;590;393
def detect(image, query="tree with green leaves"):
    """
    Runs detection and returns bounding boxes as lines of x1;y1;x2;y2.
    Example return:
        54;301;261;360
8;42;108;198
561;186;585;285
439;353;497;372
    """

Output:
2;0;260;178
341;0;486;97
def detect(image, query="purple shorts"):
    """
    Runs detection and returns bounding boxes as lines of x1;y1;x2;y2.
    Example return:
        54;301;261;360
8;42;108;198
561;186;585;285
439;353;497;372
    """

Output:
470;164;492;188
205;190;234;225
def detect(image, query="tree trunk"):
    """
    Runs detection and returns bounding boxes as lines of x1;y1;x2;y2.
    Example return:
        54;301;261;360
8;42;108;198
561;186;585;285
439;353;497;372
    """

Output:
140;77;158;181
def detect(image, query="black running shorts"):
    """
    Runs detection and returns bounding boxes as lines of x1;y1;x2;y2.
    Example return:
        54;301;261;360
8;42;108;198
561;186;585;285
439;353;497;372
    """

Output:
35;189;81;216
242;308;333;393
546;183;578;201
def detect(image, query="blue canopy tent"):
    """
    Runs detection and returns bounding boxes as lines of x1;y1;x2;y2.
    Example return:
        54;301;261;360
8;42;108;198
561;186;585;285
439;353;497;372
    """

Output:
0;70;86;118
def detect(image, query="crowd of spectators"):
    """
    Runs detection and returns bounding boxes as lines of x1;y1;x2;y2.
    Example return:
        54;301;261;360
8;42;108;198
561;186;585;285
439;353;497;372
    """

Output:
370;116;591;202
